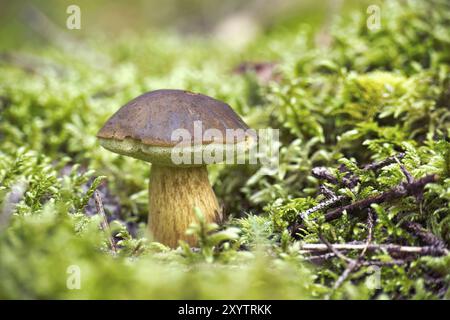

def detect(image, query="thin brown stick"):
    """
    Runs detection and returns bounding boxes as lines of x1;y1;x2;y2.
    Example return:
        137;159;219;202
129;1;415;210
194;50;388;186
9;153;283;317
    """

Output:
396;159;414;184
94;191;117;254
319;185;338;198
299;243;448;256
304;252;337;262
359;209;374;258
312;167;338;184
359;259;405;266
331;260;358;294
325;210;376;297
320;232;357;299
319;234;353;264
362;153;405;171
299;194;347;219
304;254;406;266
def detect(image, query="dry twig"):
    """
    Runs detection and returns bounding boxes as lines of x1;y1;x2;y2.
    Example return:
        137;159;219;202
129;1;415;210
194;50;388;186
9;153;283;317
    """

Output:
94;191;117;254
299;243;448;256
362;153;405;171
325;209;375;297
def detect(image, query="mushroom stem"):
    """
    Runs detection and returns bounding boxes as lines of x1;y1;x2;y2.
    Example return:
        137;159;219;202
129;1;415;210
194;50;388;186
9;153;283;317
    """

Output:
148;165;220;248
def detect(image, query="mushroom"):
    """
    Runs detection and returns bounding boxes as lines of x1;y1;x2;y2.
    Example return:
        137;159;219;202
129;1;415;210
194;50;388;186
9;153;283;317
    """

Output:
97;89;251;248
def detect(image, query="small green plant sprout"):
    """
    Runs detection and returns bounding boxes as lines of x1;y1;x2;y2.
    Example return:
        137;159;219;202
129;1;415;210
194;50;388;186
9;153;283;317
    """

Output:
180;207;241;263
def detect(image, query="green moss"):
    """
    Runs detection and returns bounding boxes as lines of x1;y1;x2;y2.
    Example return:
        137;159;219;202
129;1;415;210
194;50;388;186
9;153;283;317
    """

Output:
1;0;450;299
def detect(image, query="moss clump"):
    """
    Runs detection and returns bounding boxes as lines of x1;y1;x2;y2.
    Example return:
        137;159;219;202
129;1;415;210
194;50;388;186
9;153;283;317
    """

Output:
1;0;450;299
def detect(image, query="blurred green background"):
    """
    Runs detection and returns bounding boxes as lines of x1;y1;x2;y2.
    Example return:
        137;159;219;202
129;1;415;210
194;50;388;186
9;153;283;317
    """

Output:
0;0;373;49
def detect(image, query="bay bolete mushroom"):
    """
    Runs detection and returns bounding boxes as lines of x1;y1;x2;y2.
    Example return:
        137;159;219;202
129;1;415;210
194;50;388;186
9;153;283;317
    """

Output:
97;89;251;248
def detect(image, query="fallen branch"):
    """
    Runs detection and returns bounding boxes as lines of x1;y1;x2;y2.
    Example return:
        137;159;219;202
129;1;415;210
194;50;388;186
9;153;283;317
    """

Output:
322;174;438;222
292;174;438;236
303;153;409;222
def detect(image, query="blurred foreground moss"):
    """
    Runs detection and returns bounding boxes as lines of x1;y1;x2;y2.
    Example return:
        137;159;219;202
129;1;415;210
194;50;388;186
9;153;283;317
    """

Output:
0;204;318;299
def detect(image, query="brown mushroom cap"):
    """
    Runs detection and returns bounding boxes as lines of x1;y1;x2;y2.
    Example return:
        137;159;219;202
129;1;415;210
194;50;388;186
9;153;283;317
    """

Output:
97;89;249;146
97;89;252;165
